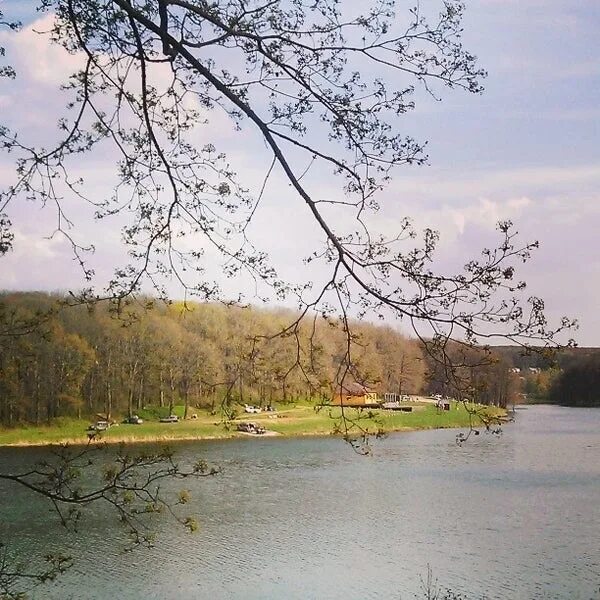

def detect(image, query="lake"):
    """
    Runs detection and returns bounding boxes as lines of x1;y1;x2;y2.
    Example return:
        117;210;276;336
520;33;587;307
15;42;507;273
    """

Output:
1;405;599;599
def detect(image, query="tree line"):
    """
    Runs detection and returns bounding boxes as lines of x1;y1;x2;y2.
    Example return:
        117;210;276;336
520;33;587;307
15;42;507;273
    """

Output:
1;292;425;425
494;345;600;407
546;359;600;407
0;292;521;426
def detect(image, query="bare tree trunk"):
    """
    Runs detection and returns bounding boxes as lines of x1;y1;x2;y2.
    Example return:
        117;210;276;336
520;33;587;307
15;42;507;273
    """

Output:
159;368;165;407
183;383;189;420
168;366;176;415
87;371;95;415
137;372;144;411
105;351;113;420
33;365;40;425
127;359;138;418
210;386;216;413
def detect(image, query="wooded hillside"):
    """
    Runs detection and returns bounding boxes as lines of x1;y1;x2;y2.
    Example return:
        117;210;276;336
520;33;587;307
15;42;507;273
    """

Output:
547;358;600;407
1;292;429;425
489;346;600;407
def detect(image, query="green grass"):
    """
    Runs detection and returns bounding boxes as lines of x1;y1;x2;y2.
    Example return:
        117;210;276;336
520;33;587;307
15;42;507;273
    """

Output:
0;401;504;446
264;402;500;436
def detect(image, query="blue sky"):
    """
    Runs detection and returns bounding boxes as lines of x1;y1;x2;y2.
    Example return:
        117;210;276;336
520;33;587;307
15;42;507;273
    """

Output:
0;1;599;344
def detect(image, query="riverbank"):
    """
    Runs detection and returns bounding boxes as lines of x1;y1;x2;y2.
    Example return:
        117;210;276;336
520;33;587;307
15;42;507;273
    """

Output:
0;401;505;447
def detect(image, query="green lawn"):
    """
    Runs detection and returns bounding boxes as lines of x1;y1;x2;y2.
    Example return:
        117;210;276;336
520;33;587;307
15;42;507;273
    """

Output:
265;402;499;436
0;402;504;446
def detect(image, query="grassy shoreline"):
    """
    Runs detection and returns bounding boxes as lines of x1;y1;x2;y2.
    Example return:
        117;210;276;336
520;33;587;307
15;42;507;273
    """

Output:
0;402;505;447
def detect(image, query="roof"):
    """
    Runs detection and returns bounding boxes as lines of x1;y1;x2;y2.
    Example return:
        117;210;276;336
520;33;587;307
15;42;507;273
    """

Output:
339;382;374;395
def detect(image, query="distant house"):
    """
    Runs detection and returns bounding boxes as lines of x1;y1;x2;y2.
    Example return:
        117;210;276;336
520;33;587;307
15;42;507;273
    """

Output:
333;382;379;407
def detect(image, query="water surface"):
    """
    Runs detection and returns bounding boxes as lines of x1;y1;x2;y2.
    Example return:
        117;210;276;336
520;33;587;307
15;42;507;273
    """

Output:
1;405;599;599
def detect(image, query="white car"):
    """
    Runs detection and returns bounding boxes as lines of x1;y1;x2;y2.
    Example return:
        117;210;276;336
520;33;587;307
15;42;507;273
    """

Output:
159;415;179;423
244;404;262;414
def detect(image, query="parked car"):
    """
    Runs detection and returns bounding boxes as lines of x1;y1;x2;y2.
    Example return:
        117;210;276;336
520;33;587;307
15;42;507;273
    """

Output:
244;404;262;414
159;415;179;423
124;415;144;424
236;421;266;435
88;420;109;431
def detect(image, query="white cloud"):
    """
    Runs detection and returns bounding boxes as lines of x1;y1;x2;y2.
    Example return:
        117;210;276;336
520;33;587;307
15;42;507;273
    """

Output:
0;14;83;85
1;226;78;289
22;23;83;84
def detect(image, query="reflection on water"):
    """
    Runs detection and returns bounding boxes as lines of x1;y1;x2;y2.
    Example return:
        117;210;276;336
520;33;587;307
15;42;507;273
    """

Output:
1;405;599;599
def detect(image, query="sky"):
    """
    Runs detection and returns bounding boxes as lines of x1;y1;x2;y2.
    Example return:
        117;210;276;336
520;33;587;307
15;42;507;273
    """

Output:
0;0;599;345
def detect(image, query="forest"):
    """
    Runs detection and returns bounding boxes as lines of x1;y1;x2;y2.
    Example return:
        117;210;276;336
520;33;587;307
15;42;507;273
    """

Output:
495;346;600;407
546;360;600;407
0;292;518;426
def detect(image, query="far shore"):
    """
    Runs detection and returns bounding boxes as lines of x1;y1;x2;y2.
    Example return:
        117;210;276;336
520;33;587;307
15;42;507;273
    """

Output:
0;401;505;448
0;423;465;448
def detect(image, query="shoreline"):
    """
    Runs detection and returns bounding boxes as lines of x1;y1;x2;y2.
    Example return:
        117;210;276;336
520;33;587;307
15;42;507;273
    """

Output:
0;402;506;448
0;422;482;449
